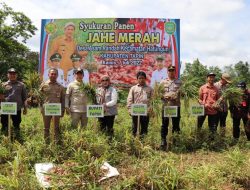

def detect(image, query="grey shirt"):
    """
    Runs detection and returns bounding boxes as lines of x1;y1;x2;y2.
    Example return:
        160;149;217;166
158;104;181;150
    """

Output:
3;80;27;111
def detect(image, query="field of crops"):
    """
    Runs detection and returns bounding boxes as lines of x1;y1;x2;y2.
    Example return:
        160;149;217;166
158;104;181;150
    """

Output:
0;105;250;189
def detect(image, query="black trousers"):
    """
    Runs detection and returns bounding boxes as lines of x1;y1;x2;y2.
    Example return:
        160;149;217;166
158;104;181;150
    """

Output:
1;110;21;136
197;114;218;133
232;116;250;140
217;111;228;127
132;116;149;137
98;115;115;136
161;107;181;140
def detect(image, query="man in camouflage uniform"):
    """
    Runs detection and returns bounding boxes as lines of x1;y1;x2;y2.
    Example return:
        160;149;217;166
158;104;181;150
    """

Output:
214;73;232;136
127;71;153;139
39;68;65;144
65;68;88;129
0;68;27;140
160;66;182;150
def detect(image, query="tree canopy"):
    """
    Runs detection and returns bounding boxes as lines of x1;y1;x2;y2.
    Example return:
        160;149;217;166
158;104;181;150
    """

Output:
0;2;37;80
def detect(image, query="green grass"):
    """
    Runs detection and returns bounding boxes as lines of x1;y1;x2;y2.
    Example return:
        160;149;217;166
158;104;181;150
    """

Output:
0;103;250;189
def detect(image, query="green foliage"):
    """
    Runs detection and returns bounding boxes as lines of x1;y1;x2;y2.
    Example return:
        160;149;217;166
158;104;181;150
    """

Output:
0;80;6;94
1;106;250;189
224;61;250;85
0;2;37;80
23;71;42;107
221;86;243;105
79;83;97;104
151;83;164;120
180;77;200;109
23;71;41;91
117;89;129;105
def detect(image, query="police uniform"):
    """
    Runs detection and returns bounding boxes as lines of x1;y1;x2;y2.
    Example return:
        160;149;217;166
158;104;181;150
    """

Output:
39;79;65;143
160;66;182;147
127;82;153;137
44;53;65;87
1;68;27;139
65;69;88;128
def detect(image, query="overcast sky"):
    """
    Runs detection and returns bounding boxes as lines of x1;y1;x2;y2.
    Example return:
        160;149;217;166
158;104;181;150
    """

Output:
2;0;250;70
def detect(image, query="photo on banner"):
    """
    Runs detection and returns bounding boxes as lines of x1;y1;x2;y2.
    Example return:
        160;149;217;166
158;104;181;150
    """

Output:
39;18;180;87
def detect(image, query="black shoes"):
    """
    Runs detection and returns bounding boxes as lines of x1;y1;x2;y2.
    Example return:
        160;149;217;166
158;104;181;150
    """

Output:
160;140;167;151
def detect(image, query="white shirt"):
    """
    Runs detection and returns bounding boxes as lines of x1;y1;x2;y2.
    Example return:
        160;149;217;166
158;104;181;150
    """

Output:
96;87;118;107
150;67;168;87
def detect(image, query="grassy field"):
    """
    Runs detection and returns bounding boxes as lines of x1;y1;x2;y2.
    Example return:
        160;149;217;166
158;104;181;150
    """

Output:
0;105;250;190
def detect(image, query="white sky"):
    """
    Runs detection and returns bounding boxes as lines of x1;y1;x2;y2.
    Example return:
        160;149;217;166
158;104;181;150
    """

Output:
2;0;250;70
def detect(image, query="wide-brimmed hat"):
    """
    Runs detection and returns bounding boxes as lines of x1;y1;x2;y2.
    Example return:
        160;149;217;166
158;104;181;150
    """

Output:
221;73;232;83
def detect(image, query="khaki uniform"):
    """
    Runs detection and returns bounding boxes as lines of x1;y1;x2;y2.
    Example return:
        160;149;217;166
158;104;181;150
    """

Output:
67;69;90;86
65;80;88;128
49;35;77;80
39;80;65;143
127;84;153;113
127;84;153;137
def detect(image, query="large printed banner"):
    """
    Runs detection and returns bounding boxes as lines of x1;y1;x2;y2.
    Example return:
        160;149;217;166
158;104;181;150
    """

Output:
39;18;180;87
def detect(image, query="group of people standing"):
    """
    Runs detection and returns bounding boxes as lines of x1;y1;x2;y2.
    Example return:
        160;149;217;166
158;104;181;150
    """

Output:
198;73;250;141
0;66;249;149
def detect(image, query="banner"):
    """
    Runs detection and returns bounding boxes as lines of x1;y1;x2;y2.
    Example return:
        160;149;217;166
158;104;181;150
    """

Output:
40;18;180;87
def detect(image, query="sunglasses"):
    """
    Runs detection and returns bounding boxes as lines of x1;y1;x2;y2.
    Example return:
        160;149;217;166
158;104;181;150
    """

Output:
102;79;109;82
